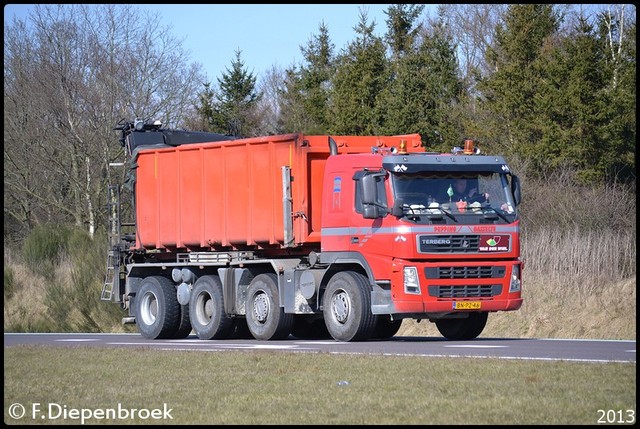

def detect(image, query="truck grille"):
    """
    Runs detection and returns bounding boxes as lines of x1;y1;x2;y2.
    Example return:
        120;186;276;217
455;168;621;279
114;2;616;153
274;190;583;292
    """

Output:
425;266;506;279
418;235;479;253
428;285;502;298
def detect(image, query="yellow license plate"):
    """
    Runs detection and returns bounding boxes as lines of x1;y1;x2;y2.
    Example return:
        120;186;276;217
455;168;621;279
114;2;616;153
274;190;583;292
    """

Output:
453;301;481;310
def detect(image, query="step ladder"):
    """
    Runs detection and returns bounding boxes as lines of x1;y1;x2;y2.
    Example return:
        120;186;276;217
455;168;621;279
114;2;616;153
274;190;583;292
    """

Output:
101;185;122;302
101;250;120;301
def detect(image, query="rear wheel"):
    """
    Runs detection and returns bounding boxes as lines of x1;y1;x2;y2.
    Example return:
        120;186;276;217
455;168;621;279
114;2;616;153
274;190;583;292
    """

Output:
246;273;293;340
435;312;488;340
189;275;235;339
323;271;377;342
135;276;180;339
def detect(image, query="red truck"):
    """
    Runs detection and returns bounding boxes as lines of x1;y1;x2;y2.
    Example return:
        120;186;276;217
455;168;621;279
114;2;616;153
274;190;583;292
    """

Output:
103;120;523;342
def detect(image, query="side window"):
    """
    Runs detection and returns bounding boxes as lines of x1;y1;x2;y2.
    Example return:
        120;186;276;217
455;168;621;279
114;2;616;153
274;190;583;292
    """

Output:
355;181;364;213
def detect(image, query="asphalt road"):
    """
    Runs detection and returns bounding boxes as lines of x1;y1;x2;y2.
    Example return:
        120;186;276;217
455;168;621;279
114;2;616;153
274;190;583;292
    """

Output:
4;333;635;363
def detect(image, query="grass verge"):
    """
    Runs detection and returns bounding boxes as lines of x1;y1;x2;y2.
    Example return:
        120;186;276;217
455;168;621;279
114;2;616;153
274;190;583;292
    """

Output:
4;345;636;425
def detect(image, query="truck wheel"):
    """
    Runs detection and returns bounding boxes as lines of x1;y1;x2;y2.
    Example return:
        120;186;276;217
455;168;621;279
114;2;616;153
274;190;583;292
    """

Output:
189;275;234;340
135;276;180;339
323;271;377;342
172;304;192;339
435;312;488;340
372;315;403;340
246;273;293;340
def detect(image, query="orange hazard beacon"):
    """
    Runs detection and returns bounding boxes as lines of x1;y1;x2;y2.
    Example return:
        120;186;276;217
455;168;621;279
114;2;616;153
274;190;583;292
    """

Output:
102;119;523;342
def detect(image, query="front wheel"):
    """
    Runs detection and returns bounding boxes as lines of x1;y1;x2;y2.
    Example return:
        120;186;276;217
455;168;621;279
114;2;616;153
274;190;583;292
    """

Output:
323;271;377;342
246;273;293;340
435;312;488;340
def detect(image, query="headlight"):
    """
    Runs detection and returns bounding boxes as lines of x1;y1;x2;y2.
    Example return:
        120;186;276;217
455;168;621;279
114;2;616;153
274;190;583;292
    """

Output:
509;265;521;292
403;266;421;295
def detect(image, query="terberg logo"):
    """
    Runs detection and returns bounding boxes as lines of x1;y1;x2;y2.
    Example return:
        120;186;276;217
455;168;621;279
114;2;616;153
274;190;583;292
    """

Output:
422;238;451;245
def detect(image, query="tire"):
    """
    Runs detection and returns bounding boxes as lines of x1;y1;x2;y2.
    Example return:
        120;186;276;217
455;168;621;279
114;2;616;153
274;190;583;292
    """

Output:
435;312;488;340
171;304;192;339
189;275;235;340
246;273;293;340
323;271;377;342
372;315;403;340
135;276;181;339
291;316;331;340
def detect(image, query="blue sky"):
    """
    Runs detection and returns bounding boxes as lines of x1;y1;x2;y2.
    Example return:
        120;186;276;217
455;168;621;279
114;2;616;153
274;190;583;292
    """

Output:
4;4;438;84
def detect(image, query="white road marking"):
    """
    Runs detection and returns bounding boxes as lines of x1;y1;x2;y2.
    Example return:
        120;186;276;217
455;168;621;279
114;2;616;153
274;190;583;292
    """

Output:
106;342;302;350
444;345;508;348
217;344;299;349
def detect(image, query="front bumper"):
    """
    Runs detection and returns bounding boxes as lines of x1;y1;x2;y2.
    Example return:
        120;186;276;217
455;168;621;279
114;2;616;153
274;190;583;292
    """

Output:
389;259;523;314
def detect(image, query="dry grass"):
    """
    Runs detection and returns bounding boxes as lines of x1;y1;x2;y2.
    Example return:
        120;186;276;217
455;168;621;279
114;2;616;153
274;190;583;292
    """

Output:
523;227;635;285
3;251;51;332
3;247;133;334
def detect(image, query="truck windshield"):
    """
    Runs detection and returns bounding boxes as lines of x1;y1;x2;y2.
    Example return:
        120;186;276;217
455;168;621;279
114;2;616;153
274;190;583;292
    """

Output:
390;172;517;223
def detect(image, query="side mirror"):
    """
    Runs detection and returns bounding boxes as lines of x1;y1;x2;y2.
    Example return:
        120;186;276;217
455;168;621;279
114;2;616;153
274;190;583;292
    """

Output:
360;173;386;219
361;174;378;205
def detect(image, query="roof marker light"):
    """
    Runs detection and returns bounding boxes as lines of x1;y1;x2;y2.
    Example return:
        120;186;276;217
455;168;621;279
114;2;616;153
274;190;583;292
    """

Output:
399;140;407;154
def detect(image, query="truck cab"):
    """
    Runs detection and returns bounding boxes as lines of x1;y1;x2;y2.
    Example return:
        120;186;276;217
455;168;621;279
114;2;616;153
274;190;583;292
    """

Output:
319;140;523;340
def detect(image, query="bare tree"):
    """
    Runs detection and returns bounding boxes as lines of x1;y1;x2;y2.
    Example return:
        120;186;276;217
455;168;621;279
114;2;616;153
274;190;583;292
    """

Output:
597;4;634;89
254;65;286;136
4;4;205;240
436;4;508;89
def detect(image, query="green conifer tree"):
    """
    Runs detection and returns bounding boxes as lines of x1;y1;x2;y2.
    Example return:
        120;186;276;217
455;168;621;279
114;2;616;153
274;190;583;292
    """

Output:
198;49;262;136
329;8;389;135
477;4;559;165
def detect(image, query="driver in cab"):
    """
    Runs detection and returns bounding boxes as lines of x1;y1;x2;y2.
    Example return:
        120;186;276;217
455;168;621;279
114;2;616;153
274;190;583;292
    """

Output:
447;178;489;204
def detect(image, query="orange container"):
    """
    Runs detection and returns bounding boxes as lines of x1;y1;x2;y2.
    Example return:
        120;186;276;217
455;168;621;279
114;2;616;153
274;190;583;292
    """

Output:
132;133;423;252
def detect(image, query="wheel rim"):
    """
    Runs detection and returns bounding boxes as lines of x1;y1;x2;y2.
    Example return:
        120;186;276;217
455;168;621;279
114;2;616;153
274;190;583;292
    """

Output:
140;291;158;326
194;291;213;326
252;291;270;324
330;290;350;324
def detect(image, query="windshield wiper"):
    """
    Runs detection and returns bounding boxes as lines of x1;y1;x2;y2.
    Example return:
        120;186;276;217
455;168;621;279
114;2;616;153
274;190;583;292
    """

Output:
427;206;458;223
397;204;458;223
481;205;511;223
